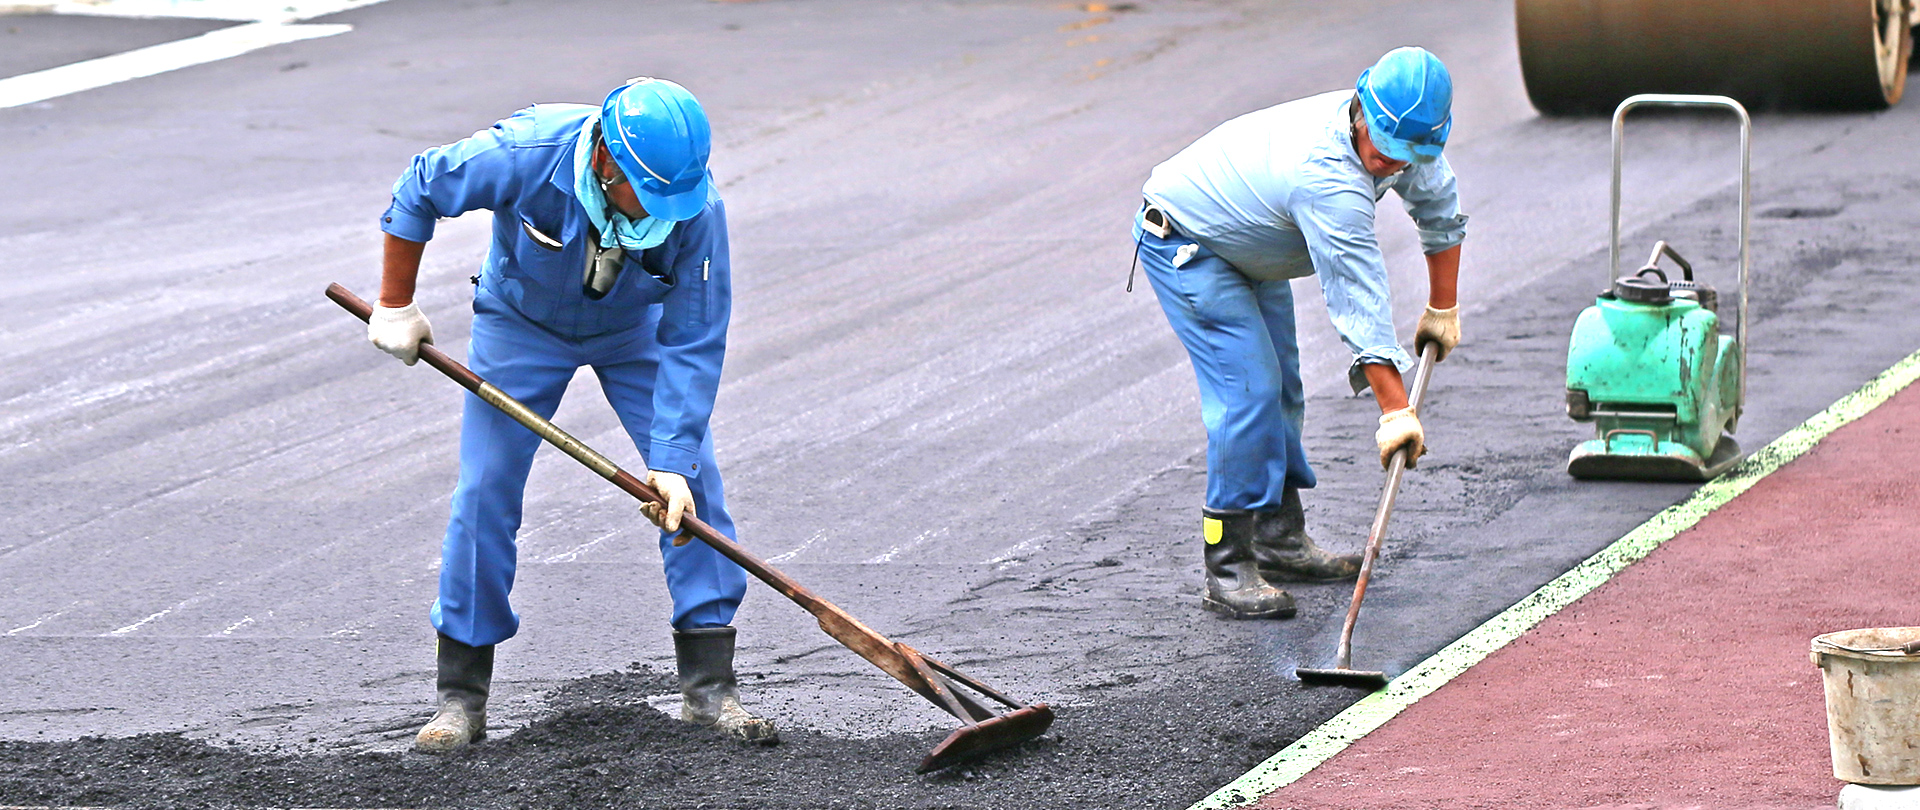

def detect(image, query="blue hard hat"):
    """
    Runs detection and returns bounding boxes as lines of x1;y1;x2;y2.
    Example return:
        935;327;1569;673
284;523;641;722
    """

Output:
1355;47;1453;165
599;78;713;222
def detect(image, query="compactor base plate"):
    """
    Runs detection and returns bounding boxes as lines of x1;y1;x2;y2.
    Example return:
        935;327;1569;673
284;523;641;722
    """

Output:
1568;434;1742;482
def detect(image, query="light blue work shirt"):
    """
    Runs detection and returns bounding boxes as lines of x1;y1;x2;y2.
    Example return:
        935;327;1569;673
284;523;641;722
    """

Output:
380;104;731;479
1142;90;1468;378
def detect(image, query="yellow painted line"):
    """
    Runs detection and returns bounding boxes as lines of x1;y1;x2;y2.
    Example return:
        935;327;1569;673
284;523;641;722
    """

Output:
1188;346;1920;810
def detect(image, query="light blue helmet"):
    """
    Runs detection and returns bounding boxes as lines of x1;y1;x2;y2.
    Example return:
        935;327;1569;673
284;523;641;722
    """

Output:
1355;47;1453;165
599;78;712;222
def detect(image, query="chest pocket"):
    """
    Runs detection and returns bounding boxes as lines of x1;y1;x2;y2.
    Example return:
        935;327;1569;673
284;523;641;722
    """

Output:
638;243;674;285
521;218;563;252
498;214;576;324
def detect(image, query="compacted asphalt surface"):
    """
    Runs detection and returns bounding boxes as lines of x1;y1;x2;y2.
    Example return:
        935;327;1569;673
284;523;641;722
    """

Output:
2;1;1919;807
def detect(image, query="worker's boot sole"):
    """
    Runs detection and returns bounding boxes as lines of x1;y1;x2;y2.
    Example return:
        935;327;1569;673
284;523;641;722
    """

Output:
1201;593;1297;620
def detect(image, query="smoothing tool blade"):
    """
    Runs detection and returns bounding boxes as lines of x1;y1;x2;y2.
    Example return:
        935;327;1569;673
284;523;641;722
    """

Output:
1293;665;1390;689
917;704;1056;774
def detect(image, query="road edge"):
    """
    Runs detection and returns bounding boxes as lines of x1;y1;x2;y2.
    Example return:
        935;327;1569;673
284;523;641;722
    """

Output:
1186;346;1920;810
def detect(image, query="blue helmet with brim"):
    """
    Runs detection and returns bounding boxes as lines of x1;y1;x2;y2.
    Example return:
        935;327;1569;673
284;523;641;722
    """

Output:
600;78;713;222
1356;47;1453;165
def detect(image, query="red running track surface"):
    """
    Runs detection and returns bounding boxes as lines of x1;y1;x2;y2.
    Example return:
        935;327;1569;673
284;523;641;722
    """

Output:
1260;383;1920;810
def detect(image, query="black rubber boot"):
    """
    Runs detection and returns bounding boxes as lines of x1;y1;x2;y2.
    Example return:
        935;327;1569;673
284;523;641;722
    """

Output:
1251;487;1362;582
674;626;779;744
415;633;492;753
1201;508;1297;619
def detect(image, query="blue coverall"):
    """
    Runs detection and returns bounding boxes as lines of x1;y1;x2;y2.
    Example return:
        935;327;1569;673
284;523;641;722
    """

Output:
382;104;745;648
1138;90;1468;512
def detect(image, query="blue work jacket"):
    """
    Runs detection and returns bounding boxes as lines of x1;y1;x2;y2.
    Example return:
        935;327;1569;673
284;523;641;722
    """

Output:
380;103;731;478
1143;90;1469;376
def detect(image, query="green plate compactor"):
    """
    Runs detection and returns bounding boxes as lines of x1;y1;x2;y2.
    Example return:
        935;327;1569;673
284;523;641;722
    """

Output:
1566;94;1752;482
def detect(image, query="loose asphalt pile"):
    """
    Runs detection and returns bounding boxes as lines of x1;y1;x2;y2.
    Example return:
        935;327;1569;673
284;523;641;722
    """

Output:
0;663;1362;809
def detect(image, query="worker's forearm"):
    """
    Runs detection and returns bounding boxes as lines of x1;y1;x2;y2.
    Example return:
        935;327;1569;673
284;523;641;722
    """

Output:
1363;363;1409;413
380;233;427;307
1426;243;1460;309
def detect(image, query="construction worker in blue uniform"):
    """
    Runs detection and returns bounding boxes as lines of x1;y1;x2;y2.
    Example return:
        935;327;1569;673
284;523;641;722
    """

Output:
1135;48;1467;619
366;78;776;750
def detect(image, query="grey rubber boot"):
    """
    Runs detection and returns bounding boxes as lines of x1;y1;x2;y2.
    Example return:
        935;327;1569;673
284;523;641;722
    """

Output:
415;634;492;753
1251;487;1362;582
1201;508;1298;619
674;626;779;744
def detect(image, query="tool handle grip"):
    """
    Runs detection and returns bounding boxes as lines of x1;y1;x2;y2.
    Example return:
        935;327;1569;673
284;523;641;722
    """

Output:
327;284;485;392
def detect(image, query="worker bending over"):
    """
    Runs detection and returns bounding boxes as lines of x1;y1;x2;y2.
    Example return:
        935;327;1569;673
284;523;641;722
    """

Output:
1135;47;1466;619
368;78;776;750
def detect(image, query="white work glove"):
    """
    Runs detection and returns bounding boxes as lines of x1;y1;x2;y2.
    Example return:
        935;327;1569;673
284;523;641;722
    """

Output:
368;302;434;366
1415;305;1460;362
641;470;696;541
1375;407;1427;470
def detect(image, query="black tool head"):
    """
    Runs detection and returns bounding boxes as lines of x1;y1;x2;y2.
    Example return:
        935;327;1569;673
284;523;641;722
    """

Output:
916;704;1054;774
1295;666;1390;690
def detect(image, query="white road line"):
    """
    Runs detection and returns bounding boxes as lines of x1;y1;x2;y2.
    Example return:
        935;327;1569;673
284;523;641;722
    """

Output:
5;603;77;635
105;591;208;636
0;20;351;109
540;527;625;564
25;0;384;22
766;529;828;563
863;526;946;564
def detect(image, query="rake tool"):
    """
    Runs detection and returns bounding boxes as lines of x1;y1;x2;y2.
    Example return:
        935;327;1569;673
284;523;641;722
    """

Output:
328;283;1052;773
1295;341;1440;690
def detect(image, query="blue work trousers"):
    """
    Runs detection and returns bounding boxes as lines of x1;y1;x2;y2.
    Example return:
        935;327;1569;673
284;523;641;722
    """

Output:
431;287;746;648
1137;225;1316;511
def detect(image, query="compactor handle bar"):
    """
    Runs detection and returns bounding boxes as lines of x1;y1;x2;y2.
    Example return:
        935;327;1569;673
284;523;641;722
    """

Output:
1641;240;1692;282
1610;93;1750;409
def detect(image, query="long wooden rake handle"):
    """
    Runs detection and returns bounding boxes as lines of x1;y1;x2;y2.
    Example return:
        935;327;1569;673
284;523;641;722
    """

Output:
327;284;1033;730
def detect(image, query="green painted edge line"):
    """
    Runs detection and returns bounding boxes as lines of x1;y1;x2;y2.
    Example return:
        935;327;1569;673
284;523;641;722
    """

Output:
1186;346;1920;810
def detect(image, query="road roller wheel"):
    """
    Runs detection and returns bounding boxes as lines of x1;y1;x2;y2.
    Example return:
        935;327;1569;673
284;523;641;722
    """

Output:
1516;0;1915;114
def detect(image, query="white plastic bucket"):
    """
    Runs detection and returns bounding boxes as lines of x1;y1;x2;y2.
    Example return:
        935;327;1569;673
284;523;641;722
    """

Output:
1811;627;1920;785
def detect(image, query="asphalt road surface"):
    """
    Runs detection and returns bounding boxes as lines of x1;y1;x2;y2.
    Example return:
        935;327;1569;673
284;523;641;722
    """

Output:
3;1;1918;807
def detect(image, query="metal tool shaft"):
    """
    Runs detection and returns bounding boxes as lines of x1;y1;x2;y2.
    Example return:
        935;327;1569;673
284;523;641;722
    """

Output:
1329;341;1440;672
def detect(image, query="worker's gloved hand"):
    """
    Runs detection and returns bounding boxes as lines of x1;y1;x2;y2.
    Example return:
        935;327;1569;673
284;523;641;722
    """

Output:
1375;407;1427;470
368;301;434;366
1415;305;1460;362
641;470;696;541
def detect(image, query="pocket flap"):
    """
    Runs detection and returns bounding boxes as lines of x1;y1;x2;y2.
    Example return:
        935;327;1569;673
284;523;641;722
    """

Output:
520;219;563;251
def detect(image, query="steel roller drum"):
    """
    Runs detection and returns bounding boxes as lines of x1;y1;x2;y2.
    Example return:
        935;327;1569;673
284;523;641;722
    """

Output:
1517;0;1915;113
